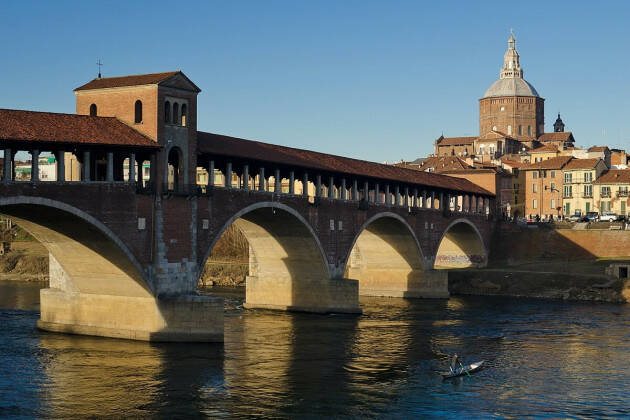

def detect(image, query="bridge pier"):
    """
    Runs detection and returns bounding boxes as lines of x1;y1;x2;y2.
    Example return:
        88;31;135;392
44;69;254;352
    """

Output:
1;202;224;343
347;267;449;299
37;250;223;342
244;276;360;314
38;288;223;342
346;216;450;299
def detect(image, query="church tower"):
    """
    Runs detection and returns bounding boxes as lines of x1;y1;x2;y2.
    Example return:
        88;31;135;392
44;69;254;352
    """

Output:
553;113;565;132
479;32;545;141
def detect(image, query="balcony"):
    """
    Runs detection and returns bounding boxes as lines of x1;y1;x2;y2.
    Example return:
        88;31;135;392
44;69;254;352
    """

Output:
563;194;573;199
601;192;611;198
583;193;593;198
618;191;629;197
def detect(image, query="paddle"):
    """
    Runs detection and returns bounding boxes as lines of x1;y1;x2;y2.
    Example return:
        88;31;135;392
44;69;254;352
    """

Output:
459;361;471;377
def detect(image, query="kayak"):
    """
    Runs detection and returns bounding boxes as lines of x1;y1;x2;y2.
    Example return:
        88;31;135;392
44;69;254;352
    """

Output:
441;360;485;379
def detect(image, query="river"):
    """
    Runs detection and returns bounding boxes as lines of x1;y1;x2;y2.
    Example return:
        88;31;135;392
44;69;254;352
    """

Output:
1;280;629;419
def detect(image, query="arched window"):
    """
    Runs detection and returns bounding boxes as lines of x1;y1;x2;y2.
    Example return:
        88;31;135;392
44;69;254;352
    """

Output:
181;104;187;127
173;103;179;125
527;125;532;136
89;104;97;117
167;147;182;191
164;101;171;123
134;100;143;124
518;125;523;136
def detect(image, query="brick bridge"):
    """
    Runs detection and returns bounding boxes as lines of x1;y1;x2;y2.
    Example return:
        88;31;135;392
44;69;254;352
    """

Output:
0;71;494;342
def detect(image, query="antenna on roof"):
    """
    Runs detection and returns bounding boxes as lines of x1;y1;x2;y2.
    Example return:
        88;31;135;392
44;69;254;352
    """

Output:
96;59;103;79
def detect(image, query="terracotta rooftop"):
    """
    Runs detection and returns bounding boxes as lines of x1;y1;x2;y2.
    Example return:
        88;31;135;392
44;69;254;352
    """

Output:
594;170;630;184
197;132;493;196
531;144;559;153
564;158;602;170
588;145;609;152
478;130;515;140
520;155;572;170
537;132;574;142
413;156;472;173
435;136;476;146
500;159;528;169
74;71;200;92
0;109;158;148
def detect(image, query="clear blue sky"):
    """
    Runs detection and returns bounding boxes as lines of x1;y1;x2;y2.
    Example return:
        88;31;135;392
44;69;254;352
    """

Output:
2;1;630;163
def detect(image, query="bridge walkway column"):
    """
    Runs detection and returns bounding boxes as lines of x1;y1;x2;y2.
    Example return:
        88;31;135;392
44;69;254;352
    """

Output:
31;149;40;182
243;165;249;190
128;152;135;184
3;148;12;183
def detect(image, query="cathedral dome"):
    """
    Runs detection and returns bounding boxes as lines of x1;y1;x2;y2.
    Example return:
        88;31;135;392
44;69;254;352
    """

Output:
483;77;539;98
482;31;540;99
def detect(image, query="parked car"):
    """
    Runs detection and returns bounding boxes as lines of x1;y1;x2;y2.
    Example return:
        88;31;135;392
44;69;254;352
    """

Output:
585;212;600;222
616;215;627;222
600;212;617;222
567;212;582;222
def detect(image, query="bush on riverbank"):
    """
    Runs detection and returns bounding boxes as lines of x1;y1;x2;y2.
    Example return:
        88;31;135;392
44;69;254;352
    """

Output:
199;225;249;288
0;249;48;280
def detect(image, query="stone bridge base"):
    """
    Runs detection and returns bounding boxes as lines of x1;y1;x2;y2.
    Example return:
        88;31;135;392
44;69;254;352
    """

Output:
349;269;449;298
243;276;361;314
38;289;224;342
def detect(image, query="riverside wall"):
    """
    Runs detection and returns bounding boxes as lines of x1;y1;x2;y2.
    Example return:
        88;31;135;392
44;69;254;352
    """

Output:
491;224;630;263
449;223;630;303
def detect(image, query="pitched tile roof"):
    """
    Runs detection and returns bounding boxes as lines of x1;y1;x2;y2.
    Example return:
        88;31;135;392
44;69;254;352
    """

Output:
413;156;472;173
197;132;493;196
587;146;609;152
74;71;200;92
435;136;476;146
530;144;559;153
563;158;602;170
537;132;574;142
594;170;630;184
0;109;158;148
520;155;572;170
500;159;528;169
478;130;514;140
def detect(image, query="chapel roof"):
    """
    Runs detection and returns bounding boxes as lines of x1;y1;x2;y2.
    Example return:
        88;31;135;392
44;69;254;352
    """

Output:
74;71;201;92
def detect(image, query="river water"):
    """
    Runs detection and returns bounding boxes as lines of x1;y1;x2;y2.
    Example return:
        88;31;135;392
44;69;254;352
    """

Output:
1;281;629;419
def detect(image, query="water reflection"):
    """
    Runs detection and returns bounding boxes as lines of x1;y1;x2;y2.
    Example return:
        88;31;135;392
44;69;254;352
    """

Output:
1;281;629;418
0;279;44;311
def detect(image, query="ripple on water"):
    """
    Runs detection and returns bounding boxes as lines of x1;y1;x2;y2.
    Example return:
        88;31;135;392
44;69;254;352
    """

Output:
1;282;629;418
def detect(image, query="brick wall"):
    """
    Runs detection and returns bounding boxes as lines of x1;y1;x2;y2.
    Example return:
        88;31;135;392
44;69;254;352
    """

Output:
479;96;544;139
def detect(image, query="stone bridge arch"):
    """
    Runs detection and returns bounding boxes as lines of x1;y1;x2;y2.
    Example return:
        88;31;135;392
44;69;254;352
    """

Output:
0;195;223;342
434;218;488;269
0;196;150;296
344;212;448;298
200;201;360;313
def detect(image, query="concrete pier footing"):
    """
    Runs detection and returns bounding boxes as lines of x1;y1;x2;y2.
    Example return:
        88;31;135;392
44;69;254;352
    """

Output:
348;269;449;298
243;276;361;314
38;288;224;342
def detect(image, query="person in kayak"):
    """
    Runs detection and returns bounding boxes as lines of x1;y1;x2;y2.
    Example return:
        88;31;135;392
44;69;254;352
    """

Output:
450;354;459;373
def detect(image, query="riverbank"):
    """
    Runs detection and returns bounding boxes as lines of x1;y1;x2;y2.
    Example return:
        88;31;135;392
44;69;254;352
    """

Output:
449;265;630;303
0;241;48;282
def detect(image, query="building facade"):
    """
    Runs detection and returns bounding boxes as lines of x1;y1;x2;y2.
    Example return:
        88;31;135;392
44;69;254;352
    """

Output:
593;170;630;216
561;158;607;217
521;156;571;219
